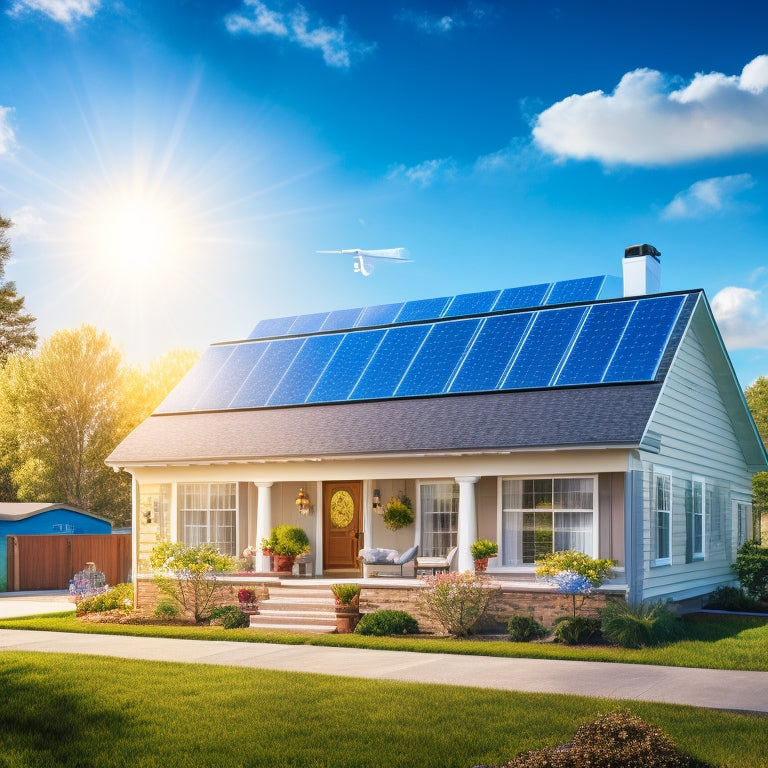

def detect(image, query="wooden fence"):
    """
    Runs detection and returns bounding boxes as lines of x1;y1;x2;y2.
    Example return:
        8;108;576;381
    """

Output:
5;534;131;591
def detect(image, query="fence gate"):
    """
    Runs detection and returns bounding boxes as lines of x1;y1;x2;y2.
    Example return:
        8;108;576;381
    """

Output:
6;534;131;591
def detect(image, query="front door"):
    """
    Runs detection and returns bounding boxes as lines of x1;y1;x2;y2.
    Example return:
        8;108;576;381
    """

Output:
323;481;362;571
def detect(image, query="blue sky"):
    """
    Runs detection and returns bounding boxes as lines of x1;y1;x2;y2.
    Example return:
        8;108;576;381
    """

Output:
1;0;767;387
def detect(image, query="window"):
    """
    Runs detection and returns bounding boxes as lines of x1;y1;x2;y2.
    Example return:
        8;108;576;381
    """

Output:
692;478;704;559
736;502;752;548
178;483;237;555
653;472;671;564
502;477;595;566
139;483;171;540
420;482;459;556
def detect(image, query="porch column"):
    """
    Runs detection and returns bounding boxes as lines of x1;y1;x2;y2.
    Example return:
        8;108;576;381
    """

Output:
455;476;480;572
254;482;273;571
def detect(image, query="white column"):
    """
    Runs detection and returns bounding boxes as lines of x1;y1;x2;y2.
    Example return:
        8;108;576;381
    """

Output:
255;482;273;571
455;476;480;572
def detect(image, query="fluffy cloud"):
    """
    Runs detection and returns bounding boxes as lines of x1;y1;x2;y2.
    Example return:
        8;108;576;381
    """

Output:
225;1;373;69
533;55;768;165
0;106;15;155
387;157;455;187
395;3;491;34
711;286;768;350
8;0;100;24
661;174;756;220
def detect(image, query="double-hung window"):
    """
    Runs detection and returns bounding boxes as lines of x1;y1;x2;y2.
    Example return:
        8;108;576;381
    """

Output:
502;477;595;566
692;477;704;559
653;472;671;565
178;483;237;556
420;482;459;556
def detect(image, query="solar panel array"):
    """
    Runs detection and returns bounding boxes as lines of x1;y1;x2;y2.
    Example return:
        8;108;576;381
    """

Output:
157;282;696;414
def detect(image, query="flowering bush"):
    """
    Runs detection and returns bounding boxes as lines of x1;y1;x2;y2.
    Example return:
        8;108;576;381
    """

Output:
535;550;615;586
75;583;133;616
237;588;256;605
417;571;499;637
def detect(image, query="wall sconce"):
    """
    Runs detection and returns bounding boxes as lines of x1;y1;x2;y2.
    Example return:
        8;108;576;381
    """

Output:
295;488;312;515
372;488;383;514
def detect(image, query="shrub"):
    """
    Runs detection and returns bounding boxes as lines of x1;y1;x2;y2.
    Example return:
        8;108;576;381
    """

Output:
75;583;133;616
733;540;768;600
154;599;181;619
264;525;311;556
535;550;615;586
150;542;237;623
208;605;250;629
552;615;601;645
417;571;499;637
703;585;761;612
470;539;498;559
507;614;547;642
600;600;683;649
354;609;418;636
506;709;711;767
237;588;256;604
330;583;361;605
382;496;414;531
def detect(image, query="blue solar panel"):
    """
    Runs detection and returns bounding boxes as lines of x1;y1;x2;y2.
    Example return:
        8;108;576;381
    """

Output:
288;312;329;335
449;313;533;392
321;307;363;331
248;315;297;339
355;302;403;327
555;302;635;386
350;325;430;400
306;330;386;403
495;283;550;311
267;334;343;405
155;345;235;413
396;319;481;397
443;290;501;318
603;295;685;382
194;343;268;410
502;306;587;389
395;296;451;323
229;338;304;408
546;276;605;305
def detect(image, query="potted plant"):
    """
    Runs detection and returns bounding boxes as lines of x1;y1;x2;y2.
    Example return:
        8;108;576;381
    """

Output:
470;539;498;572
265;525;311;573
383;495;414;531
237;587;258;614
331;583;361;633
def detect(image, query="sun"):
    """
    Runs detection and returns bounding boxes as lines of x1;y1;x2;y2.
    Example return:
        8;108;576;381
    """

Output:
99;201;175;270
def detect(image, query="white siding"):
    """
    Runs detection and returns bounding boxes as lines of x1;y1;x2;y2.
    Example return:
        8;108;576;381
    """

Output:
638;315;753;602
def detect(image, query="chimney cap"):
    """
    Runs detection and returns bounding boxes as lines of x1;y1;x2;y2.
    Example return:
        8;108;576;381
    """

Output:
625;243;660;261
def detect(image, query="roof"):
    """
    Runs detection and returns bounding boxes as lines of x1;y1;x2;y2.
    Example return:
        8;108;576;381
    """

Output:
0;502;108;523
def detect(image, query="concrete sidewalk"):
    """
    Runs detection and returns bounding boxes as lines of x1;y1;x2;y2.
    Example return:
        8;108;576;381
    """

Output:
1;627;767;714
0;590;74;618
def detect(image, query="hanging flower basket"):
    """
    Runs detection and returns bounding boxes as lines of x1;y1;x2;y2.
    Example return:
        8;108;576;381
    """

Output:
383;496;414;531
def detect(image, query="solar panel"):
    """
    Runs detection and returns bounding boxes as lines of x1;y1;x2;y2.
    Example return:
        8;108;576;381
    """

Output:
288;312;329;335
546;276;605;305
321;307;364;331
350;325;430;400
394;296;451;323
194;342;268;410
502;306;587;389
355;302;403;328
443;290;501;318
494;283;550;311
248;315;297;339
229;338;304;408
396;319;481;397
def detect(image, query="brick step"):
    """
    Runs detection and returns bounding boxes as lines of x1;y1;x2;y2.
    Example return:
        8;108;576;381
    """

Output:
248;618;337;634
256;608;338;625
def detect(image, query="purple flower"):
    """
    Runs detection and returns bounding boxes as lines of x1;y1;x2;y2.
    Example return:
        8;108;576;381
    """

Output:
551;570;593;595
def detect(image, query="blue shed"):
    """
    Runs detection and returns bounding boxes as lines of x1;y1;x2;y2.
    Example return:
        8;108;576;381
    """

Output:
0;503;112;591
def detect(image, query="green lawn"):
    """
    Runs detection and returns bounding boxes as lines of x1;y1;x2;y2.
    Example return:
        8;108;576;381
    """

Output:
2;610;767;670
0;651;765;768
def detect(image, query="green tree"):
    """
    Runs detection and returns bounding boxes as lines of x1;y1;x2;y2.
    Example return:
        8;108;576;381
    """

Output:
745;376;768;541
0;214;37;361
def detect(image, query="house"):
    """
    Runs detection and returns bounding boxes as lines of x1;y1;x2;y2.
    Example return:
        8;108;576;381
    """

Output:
107;246;767;607
0;503;112;591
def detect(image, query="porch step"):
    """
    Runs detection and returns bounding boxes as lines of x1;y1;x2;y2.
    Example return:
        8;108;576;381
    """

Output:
249;585;340;634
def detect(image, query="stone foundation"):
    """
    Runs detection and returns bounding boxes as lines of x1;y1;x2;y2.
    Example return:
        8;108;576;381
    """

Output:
136;577;270;615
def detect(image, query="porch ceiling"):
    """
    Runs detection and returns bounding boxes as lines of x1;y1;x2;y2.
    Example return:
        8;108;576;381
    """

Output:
107;384;661;467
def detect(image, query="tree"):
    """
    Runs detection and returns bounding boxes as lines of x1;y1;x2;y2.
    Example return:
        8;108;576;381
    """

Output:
745;376;768;541
0;214;37;361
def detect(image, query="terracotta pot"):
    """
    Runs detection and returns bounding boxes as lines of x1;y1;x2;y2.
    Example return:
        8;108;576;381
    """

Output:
474;557;489;572
275;555;296;572
335;612;361;634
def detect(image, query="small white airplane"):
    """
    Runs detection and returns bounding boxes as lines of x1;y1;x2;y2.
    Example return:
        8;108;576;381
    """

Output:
317;247;411;276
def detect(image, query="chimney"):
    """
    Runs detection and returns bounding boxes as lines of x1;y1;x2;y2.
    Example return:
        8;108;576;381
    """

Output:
623;244;661;296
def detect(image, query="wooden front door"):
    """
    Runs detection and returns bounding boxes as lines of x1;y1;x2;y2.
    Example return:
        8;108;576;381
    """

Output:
323;481;362;571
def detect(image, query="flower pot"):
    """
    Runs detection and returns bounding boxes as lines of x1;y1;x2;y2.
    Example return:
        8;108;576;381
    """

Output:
335;612;360;634
474;557;489;572
275;555;296;573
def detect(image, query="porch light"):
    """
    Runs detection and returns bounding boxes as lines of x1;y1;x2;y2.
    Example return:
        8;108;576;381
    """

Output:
295;488;312;515
373;489;383;514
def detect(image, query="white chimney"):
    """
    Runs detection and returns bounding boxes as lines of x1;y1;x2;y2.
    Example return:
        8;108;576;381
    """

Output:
623;244;661;296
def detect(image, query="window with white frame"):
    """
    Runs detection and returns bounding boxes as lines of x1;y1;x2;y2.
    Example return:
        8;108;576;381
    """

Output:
736;501;752;548
691;477;704;559
420;482;459;557
178;483;237;556
501;477;595;566
653;472;671;564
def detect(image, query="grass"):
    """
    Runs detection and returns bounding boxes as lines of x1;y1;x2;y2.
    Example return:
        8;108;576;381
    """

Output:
0;650;765;768
2;610;768;670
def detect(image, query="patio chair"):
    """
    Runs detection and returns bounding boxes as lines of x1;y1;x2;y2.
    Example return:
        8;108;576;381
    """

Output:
358;545;419;577
416;546;458;576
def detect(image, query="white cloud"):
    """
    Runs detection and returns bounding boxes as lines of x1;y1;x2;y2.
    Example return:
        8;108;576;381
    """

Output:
8;0;100;24
661;174;756;220
0;106;15;155
396;3;492;34
711;286;768;350
387;157;455;187
225;1;373;69
533;55;768;165
7;206;48;242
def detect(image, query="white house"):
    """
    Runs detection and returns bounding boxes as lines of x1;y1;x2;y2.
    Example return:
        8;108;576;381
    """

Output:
107;245;767;605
